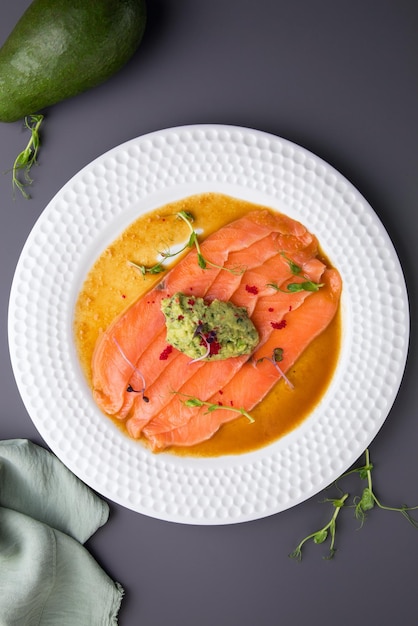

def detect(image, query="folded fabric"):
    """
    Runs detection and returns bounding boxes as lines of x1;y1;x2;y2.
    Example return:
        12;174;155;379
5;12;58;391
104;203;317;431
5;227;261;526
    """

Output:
0;439;124;625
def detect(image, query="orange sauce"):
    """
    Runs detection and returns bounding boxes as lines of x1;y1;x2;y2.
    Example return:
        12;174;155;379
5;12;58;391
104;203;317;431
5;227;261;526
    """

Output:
74;193;341;457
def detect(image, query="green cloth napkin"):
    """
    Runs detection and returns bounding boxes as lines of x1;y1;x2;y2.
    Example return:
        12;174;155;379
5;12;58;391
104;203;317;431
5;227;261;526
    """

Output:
0;439;124;625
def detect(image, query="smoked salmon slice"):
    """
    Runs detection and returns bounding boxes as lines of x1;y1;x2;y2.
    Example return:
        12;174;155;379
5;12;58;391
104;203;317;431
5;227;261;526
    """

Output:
92;210;282;414
90;208;340;453
123;235;283;433
92;210;317;416
146;268;342;451
115;231;287;422
125;250;323;438
135;264;325;439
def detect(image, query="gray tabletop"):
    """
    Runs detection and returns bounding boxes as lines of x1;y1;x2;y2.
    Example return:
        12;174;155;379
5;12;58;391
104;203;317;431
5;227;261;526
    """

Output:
1;1;418;624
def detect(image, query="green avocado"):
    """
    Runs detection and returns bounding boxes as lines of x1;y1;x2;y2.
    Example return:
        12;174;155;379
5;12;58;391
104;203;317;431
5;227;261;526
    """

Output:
0;0;146;122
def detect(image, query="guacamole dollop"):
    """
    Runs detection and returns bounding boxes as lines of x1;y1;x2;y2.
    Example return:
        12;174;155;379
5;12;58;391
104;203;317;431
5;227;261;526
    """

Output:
161;292;259;361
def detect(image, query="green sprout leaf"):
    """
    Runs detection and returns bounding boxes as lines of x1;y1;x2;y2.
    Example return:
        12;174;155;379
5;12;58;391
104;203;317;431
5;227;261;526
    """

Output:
280;252;303;275
197;253;207;269
176;392;255;423
272;347;284;362
313;529;328;544
267;280;324;294
287;281;325;292
12;114;44;199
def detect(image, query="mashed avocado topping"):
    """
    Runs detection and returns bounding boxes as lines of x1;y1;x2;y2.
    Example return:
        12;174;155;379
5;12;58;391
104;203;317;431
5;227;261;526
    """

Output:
161;292;259;361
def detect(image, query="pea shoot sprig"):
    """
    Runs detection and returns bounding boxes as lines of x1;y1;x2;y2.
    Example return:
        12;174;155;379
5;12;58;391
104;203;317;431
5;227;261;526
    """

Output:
128;211;244;276
290;449;418;561
345;449;418;528
290;493;348;561
268;280;324;293
12;114;44;199
267;252;324;293
175;392;255;423
127;259;165;276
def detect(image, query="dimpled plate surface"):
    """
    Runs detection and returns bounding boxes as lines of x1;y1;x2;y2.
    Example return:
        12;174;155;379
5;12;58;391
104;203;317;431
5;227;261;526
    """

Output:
8;125;409;524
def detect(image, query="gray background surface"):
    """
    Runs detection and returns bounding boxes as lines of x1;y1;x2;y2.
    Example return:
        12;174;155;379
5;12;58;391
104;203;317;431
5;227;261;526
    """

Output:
1;1;417;624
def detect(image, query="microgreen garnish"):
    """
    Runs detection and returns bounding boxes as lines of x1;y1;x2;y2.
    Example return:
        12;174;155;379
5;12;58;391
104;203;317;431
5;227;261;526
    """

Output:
113;337;149;402
187;324;221;363
289;494;348;561
12;114;44;199
267;280;324;293
342;449;418;528
280;252;303;275
129;211;244;276
174;392;255;423
127;259;165;275
188;334;211;363
176;211;244;274
175;210;203;263
290;449;418;561
267;252;324;293
272;347;284;361
188;327;211;363
256;348;294;389
127;385;149;402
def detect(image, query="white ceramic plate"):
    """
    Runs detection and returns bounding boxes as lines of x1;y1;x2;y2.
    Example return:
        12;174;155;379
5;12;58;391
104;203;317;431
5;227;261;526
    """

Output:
8;125;409;524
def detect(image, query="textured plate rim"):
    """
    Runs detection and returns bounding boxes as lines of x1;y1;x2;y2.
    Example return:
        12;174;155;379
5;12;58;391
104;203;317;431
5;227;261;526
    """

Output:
8;124;410;524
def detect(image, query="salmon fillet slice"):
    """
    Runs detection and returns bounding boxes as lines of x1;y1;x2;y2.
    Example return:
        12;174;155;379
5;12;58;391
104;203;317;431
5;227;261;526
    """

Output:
123;234;282;432
114;230;288;422
146;268;342;451
140;265;325;439
125;232;320;436
90;208;337;453
92;210;284;414
125;237;323;437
